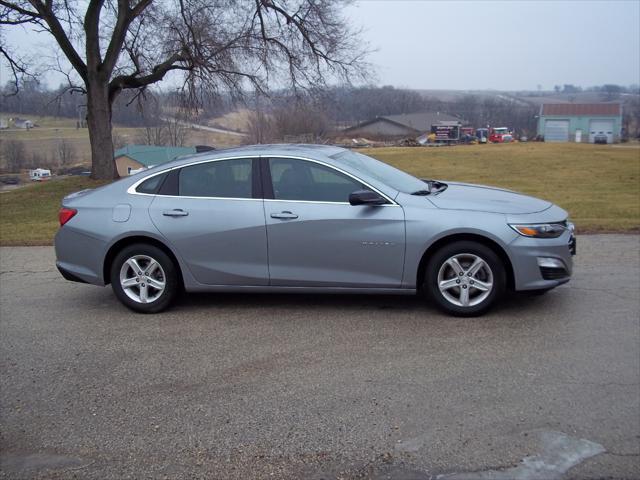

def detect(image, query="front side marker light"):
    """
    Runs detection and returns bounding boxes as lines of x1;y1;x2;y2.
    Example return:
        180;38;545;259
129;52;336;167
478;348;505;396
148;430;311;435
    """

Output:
510;223;565;238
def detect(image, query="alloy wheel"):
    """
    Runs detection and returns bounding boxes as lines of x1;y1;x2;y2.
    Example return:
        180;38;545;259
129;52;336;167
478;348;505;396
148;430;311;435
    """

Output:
119;255;166;304
437;253;494;307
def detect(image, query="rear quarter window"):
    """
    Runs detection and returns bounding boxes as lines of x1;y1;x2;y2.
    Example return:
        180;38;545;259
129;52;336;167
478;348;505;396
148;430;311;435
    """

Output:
136;172;168;194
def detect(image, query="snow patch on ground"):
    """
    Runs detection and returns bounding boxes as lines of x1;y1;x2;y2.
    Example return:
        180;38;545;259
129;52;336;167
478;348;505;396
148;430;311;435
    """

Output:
439;430;606;480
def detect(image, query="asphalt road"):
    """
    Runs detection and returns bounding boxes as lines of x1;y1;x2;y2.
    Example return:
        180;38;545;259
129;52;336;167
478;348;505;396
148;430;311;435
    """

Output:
1;235;638;479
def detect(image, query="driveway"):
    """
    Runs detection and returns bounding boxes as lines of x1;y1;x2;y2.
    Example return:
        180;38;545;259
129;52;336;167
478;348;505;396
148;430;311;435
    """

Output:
0;235;638;479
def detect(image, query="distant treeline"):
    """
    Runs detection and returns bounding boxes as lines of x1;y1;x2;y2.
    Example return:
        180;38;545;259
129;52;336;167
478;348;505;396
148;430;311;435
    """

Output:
2;81;638;140
0;80;233;127
551;83;640;97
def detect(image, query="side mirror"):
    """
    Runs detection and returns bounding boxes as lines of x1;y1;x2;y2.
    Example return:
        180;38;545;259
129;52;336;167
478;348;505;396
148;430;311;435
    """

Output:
349;189;387;206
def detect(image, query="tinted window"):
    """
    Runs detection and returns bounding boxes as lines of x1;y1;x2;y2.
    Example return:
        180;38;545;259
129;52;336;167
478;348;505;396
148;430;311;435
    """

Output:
136;172;167;194
179;159;252;198
269;158;364;202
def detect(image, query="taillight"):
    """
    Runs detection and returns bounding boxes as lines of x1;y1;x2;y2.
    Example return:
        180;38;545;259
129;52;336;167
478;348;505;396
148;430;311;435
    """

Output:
59;207;77;226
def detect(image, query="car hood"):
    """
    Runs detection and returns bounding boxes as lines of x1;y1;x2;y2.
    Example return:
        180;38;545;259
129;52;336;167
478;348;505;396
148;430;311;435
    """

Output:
426;181;552;214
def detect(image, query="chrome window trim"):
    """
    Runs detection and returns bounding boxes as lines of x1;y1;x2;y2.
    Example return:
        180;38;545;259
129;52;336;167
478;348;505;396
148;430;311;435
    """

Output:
157;196;262;202
126;155;257;198
264;198;350;205
126;153;399;206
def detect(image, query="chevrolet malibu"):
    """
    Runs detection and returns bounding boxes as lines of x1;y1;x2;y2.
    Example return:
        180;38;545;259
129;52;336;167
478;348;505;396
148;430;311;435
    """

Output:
55;145;575;316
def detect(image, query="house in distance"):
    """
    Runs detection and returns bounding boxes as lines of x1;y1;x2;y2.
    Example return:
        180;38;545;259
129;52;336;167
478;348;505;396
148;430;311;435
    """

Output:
343;112;462;140
114;145;215;177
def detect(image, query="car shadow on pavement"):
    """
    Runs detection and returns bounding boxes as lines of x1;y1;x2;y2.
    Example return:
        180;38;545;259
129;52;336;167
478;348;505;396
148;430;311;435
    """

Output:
178;291;429;312
77;280;568;322
170;287;565;318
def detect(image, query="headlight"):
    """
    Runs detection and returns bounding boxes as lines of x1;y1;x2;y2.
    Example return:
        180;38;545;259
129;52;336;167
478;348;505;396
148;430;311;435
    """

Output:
509;223;567;238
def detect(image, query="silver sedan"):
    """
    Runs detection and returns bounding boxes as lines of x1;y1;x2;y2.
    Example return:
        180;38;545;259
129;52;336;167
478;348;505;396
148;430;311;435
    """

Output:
55;145;575;316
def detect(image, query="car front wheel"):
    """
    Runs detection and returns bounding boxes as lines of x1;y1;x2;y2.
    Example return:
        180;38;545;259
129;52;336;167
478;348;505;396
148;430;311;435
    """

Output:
110;244;179;313
425;241;506;317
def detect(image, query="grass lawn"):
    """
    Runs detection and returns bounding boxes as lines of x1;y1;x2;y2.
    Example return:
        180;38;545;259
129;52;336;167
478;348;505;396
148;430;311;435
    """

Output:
0;143;638;246
0;177;109;246
360;142;640;233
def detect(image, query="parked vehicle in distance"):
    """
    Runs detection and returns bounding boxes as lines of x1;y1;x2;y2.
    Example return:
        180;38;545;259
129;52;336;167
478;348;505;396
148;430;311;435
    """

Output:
460;127;477;144
476;128;489;144
430;122;461;144
594;133;608;144
489;127;513;143
29;168;51;181
0;176;20;185
55;145;575;317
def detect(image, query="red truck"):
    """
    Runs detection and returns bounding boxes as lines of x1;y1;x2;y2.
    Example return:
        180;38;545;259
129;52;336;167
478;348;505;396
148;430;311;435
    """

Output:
489;127;514;143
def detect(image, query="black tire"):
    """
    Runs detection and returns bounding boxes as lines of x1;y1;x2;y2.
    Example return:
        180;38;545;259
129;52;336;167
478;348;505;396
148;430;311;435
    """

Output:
110;243;179;313
424;241;506;317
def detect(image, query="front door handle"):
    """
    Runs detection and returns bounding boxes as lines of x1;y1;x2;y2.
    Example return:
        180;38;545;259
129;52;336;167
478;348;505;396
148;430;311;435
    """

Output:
163;209;189;217
270;211;298;220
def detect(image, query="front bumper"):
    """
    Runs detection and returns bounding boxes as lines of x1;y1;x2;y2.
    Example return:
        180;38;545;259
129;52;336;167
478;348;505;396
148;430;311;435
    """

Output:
507;230;575;291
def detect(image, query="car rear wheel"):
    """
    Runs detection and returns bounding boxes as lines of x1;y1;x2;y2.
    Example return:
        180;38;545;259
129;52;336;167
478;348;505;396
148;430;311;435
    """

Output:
110;244;179;313
425;241;506;317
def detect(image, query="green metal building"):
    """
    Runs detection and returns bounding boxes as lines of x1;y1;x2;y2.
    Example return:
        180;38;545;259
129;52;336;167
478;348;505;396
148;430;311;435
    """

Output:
114;145;197;177
537;103;622;143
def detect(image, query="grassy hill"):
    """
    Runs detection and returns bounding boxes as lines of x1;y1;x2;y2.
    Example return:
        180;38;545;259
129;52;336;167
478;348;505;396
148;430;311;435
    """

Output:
0;113;244;171
0;176;109;245
0;142;638;246
361;142;639;232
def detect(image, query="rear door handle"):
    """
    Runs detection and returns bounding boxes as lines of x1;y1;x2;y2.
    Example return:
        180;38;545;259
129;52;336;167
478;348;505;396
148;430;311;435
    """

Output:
270;211;298;220
163;209;189;217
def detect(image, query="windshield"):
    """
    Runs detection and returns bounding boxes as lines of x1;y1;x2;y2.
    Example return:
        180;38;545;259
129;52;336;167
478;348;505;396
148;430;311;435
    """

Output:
331;150;427;194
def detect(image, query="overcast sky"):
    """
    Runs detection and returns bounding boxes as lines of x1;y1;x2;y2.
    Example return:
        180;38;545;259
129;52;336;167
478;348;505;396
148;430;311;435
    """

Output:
347;0;640;90
1;0;639;91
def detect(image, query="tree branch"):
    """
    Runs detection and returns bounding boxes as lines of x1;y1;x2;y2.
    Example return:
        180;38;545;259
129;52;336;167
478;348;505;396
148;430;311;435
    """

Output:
108;51;189;101
0;44;34;95
0;0;41;19
26;0;87;80
102;0;152;76
83;0;105;72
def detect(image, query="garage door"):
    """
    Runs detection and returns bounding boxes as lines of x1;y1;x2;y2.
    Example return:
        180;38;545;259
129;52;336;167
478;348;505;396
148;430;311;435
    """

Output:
544;120;569;142
589;120;614;144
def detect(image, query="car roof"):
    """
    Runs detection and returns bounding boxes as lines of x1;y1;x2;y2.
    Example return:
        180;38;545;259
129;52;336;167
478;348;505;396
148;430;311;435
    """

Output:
158;144;347;170
123;143;400;200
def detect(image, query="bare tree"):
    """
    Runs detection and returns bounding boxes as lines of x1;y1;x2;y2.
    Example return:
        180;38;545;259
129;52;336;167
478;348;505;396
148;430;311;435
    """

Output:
136;117;187;146
29;151;48;169
163;117;188;147
2;139;25;172
55;139;75;166
1;0;367;179
272;99;329;140
111;131;128;149
138;123;169;146
247;109;276;144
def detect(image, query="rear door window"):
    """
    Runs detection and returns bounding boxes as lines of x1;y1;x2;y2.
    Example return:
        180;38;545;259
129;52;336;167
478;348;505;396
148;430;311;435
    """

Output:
178;159;253;198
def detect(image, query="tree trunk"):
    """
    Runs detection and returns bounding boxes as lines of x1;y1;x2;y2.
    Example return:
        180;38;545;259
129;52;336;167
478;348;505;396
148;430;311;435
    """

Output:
86;81;117;180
